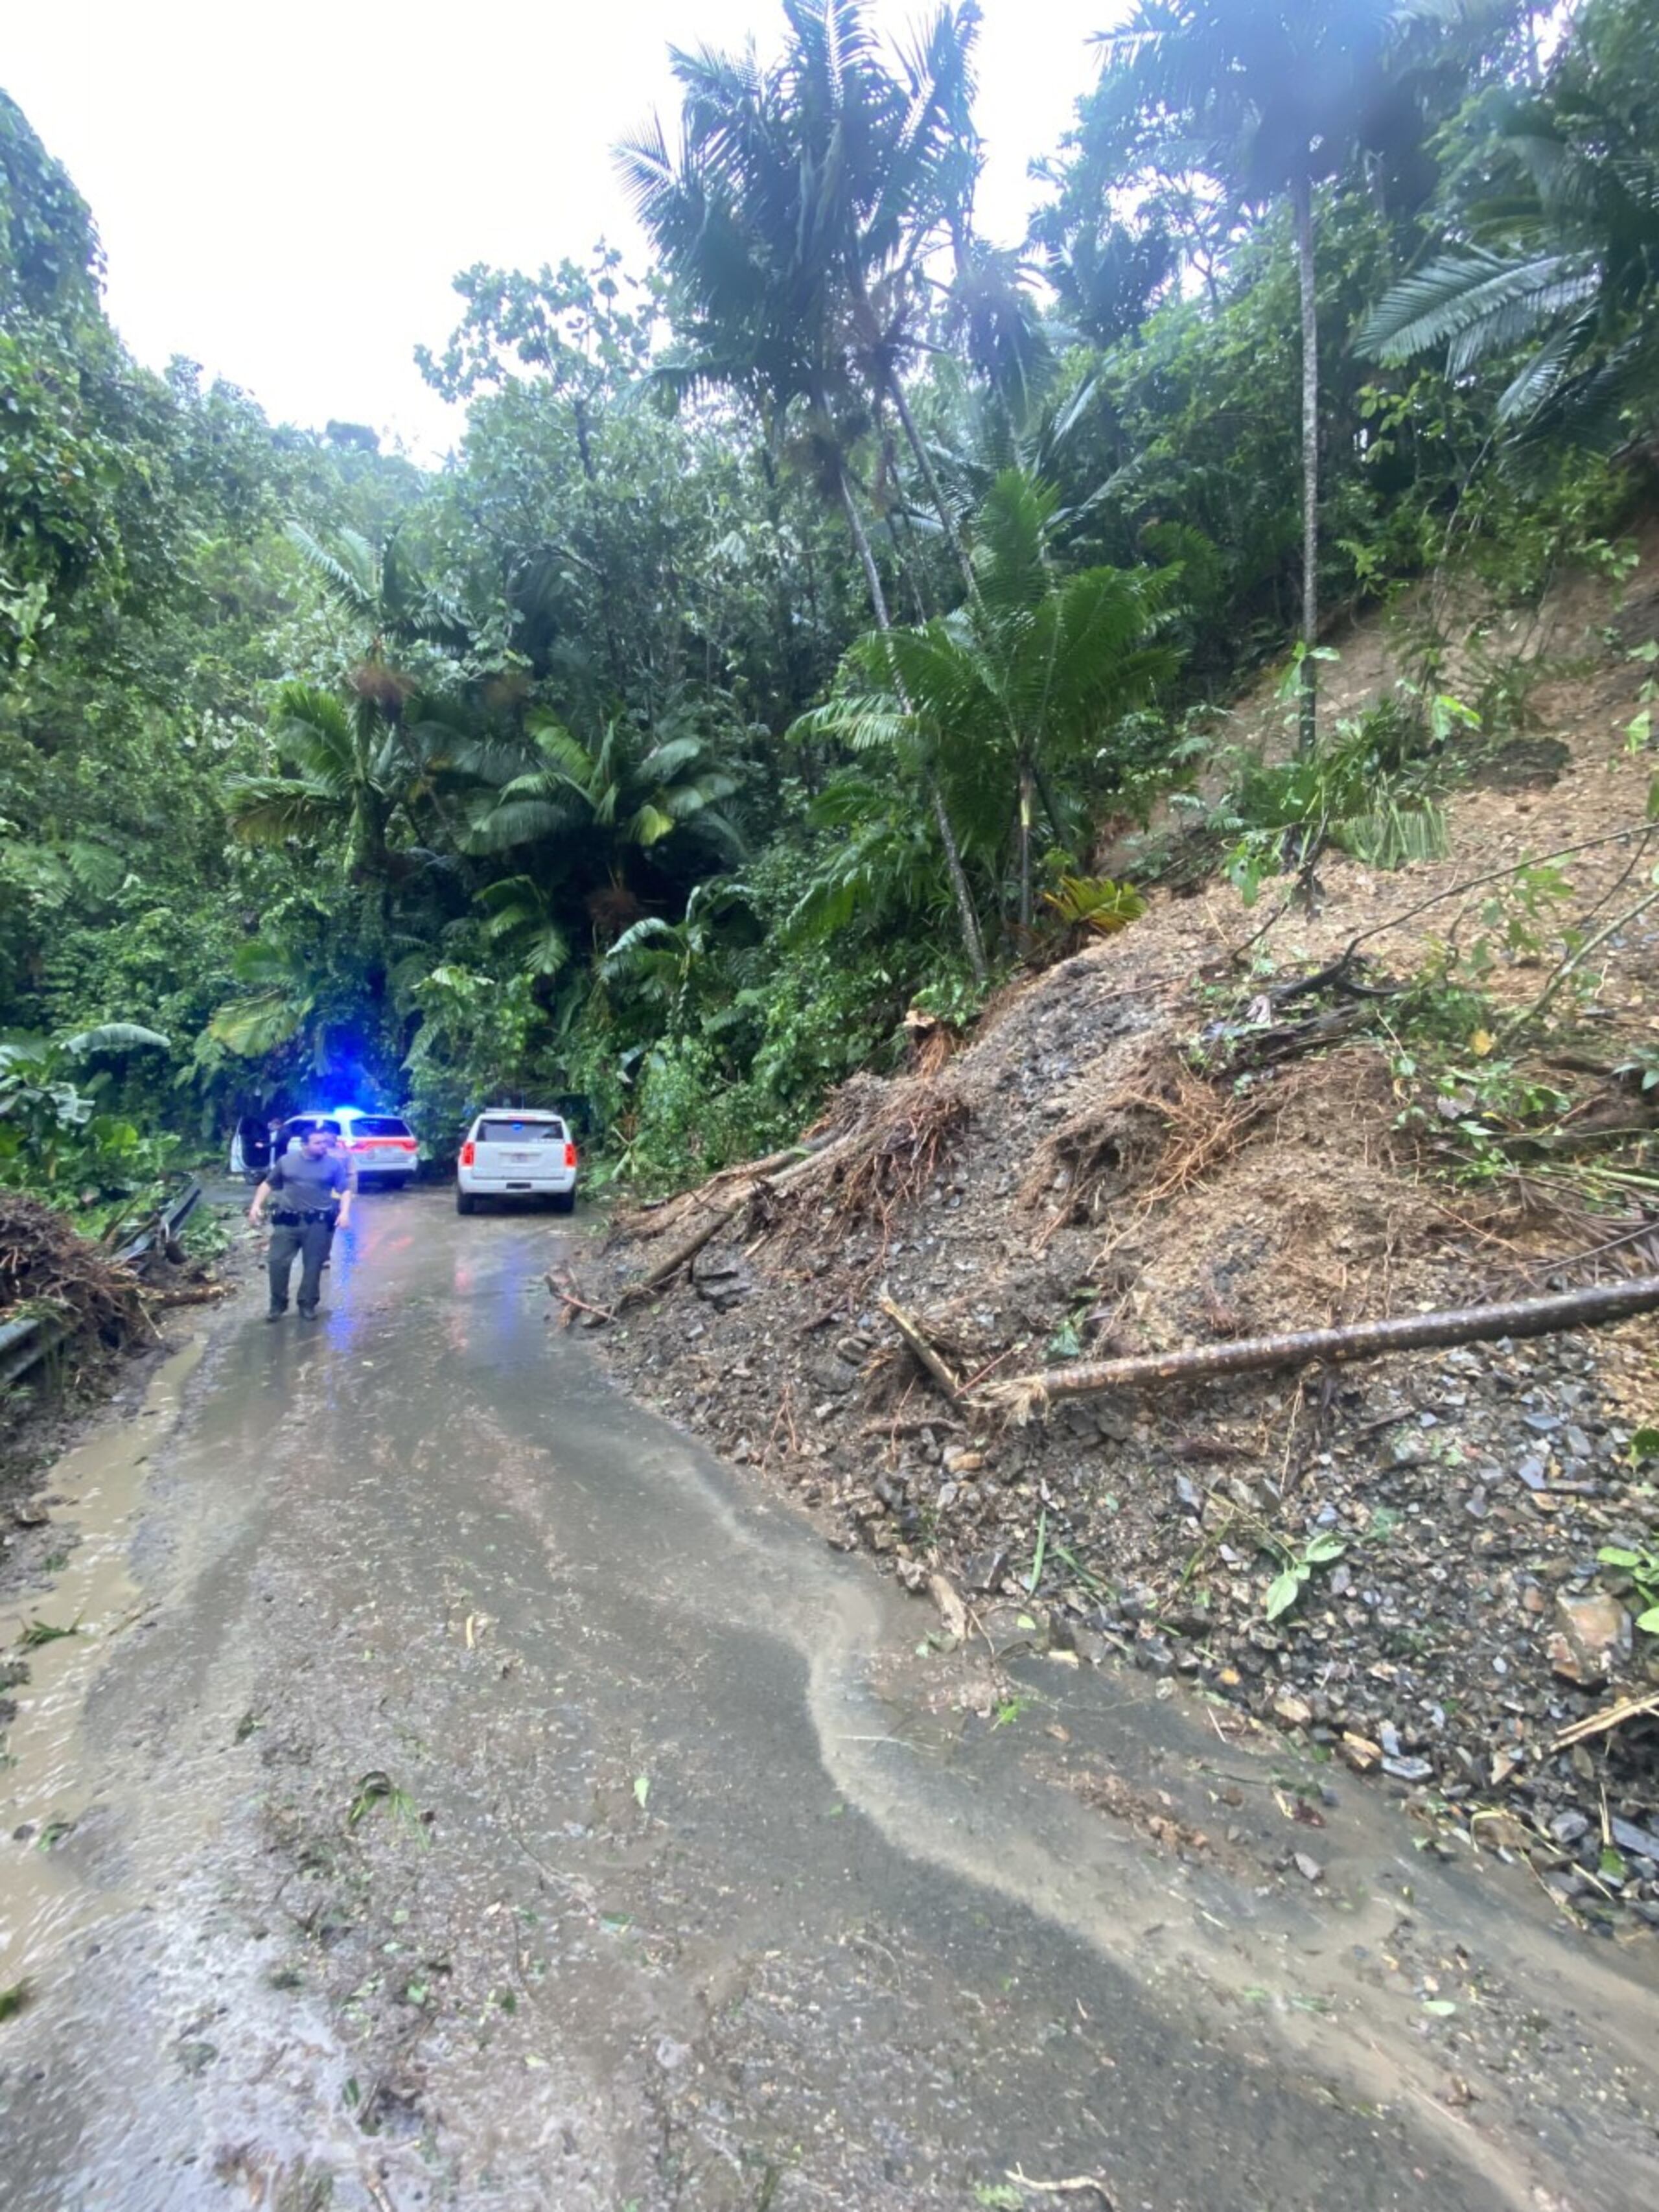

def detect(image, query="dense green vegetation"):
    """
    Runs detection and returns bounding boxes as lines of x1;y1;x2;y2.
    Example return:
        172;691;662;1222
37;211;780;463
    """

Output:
2;0;1655;1210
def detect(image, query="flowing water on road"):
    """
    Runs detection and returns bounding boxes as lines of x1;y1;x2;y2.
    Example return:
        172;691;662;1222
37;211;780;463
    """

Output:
1;1193;1654;2210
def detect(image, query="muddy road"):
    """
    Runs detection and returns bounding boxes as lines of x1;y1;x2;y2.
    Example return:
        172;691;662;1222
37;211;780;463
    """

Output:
3;1193;1656;2211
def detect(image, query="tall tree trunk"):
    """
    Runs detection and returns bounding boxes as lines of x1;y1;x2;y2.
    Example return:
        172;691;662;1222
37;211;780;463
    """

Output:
833;466;988;983
885;511;931;626
1017;754;1035;931
885;371;978;609
849;263;979;612
1292;169;1319;760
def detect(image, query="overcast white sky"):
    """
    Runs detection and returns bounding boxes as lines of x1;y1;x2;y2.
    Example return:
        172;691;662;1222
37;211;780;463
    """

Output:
3;1;1111;459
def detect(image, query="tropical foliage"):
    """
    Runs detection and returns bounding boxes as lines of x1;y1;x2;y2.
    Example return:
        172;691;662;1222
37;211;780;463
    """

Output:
1;0;1654;1200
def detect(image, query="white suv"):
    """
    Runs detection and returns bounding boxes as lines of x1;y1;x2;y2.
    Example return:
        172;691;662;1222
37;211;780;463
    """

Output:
230;1106;421;1189
456;1110;578;1215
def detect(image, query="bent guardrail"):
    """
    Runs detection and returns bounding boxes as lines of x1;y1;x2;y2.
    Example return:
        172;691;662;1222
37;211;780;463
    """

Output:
0;1177;205;1395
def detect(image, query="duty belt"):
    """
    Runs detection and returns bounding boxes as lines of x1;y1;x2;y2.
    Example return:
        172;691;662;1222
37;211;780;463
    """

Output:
272;1207;338;1226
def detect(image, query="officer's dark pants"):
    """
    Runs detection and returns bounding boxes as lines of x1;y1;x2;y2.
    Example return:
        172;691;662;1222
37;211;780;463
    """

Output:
268;1218;334;1315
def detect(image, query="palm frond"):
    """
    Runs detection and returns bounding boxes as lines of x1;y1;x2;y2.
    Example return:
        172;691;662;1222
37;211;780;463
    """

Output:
464;797;575;854
268;682;358;788
602;915;677;972
789;692;921;752
1362;248;1599;367
284;522;378;619
224;776;340;848
62;1022;170;1056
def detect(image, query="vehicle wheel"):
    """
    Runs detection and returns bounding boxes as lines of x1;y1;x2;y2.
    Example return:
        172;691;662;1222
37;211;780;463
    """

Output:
456;1190;476;1216
551;1189;576;1215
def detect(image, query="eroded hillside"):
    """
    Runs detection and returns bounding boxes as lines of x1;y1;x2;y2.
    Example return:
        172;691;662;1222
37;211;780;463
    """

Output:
589;545;1659;1931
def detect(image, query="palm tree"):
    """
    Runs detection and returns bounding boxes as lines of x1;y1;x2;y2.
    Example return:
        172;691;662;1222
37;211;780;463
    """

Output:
782;771;963;948
1087;1;1457;754
1362;11;1659;446
474;876;572;981
284;522;471;661
795;469;1180;936
616;0;994;976
205;938;321;1062
600;879;755;1035
226;680;413;887
464;709;745;955
227;518;480;910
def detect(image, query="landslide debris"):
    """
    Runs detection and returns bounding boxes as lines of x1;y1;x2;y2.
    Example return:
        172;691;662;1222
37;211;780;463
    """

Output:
0;1190;151;1366
585;565;1659;1931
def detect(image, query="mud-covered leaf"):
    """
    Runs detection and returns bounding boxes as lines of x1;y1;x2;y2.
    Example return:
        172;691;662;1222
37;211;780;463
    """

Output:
1264;1568;1304;1621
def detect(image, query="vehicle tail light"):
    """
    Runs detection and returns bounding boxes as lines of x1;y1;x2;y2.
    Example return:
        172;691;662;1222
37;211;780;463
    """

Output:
396;1137;417;1150
350;1138;369;1149
459;1141;475;1168
564;1142;577;1167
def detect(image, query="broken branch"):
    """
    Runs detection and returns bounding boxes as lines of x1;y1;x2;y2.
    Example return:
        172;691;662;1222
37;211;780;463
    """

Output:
1201;1001;1371;1075
1551;1688;1659;1751
976;1274;1659;1418
620;1202;741;1303
1338;824;1658;965
1004;2172;1115;2206
544;1272;615;1326
878;1294;962;1403
1499;882;1659;1046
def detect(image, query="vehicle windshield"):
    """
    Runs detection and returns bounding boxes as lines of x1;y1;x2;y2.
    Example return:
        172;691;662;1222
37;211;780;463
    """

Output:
350;1115;412;1137
480;1119;565;1143
287;1119;341;1139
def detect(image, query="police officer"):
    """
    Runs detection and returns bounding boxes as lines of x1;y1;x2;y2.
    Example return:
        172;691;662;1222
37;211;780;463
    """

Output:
249;1124;354;1320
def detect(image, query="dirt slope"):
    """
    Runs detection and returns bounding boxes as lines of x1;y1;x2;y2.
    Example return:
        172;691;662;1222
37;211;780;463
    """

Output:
588;541;1659;1931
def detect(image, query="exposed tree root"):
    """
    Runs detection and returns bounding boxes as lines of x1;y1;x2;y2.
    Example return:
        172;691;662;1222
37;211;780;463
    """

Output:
796;1084;969;1237
1025;1046;1279;1229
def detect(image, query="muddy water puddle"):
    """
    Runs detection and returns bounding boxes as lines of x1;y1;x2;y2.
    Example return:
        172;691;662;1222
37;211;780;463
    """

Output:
1;1195;1656;2210
1;1338;203;1992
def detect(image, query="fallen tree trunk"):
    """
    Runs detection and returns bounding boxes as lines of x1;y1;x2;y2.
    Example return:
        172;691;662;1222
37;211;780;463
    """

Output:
617;1132;861;1305
144;1283;230;1309
617;1139;820;1240
1201;999;1372;1075
620;1202;742;1303
977;1274;1659;1419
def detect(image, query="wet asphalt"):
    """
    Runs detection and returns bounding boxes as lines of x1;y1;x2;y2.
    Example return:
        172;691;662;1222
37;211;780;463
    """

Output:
1;1191;1655;2211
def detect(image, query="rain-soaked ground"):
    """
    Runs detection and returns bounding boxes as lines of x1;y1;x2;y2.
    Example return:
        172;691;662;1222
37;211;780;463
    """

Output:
2;1192;1656;2211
